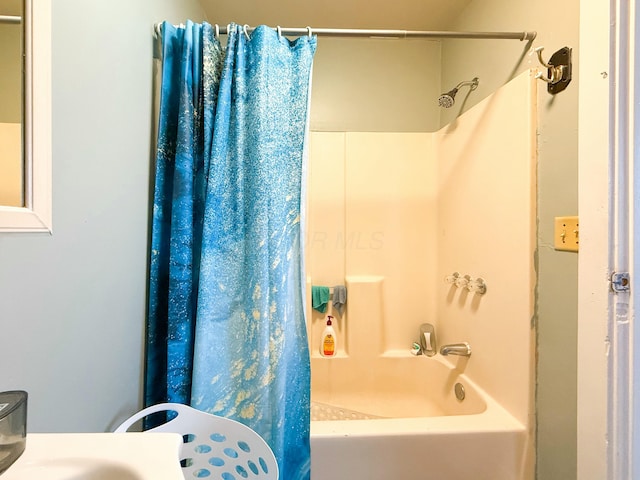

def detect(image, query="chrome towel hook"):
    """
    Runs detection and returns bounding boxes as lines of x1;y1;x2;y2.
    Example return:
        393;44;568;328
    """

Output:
533;46;572;94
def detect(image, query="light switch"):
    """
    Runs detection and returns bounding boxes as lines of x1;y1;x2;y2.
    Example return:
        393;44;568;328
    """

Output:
554;216;579;252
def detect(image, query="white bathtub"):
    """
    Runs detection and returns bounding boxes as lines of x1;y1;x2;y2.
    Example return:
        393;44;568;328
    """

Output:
310;354;530;480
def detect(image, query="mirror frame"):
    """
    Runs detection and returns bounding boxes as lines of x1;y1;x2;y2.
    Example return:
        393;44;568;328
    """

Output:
0;0;51;233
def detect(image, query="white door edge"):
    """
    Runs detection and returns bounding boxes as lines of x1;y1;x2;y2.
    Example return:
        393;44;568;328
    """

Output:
578;0;640;478
577;0;614;478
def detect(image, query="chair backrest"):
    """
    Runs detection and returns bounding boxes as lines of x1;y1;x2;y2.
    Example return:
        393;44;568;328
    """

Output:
115;403;279;480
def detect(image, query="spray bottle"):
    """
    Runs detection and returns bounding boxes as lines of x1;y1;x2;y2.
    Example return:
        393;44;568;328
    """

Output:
320;315;337;357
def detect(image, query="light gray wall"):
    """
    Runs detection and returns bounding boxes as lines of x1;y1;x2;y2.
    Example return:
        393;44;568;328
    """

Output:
0;0;205;432
310;38;442;132
440;1;579;479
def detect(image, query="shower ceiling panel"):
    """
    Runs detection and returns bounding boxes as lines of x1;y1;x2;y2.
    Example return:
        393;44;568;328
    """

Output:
198;0;473;31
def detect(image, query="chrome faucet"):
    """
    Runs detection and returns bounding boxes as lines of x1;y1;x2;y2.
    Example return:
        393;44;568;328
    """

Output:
440;342;472;357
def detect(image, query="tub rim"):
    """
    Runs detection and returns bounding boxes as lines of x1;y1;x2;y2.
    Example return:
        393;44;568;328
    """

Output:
310;354;525;437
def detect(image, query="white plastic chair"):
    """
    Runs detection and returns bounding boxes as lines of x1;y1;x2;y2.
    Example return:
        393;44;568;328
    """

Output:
115;402;279;479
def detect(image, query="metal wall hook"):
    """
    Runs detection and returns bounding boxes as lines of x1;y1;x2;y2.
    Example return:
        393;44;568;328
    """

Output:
534;46;552;69
533;46;572;94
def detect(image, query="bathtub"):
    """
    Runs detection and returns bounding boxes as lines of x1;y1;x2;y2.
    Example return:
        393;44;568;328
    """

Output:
309;353;530;480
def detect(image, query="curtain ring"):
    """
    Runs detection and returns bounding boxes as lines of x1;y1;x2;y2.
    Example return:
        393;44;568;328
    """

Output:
306;26;313;38
214;24;219;39
277;25;282;39
243;24;251;40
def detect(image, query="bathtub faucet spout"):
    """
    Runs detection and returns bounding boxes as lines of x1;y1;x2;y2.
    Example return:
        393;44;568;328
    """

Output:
440;342;472;357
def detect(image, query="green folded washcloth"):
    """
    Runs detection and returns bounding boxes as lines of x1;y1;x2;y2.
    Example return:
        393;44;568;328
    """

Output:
311;286;330;313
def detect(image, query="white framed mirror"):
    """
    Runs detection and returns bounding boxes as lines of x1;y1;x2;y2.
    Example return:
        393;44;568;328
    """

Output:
0;0;51;233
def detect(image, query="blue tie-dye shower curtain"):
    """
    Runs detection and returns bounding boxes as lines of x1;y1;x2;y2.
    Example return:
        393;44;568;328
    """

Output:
145;21;316;479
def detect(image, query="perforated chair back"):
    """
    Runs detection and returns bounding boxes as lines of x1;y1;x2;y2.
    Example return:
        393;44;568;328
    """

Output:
115;402;279;479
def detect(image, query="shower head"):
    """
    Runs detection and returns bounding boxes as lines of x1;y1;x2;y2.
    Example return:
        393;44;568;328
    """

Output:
438;91;457;108
438;77;479;108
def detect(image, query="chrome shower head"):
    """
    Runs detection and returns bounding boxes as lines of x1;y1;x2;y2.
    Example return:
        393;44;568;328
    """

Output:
438;77;479;108
438;90;458;108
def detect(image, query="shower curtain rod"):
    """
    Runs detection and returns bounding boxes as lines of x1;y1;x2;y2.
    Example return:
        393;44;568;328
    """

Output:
156;23;537;41
0;15;21;24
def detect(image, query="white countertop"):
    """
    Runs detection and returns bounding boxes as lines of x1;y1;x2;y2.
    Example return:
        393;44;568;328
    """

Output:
2;433;184;479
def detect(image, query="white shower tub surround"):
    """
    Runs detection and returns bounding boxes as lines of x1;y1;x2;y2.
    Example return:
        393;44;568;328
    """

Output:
310;354;529;480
